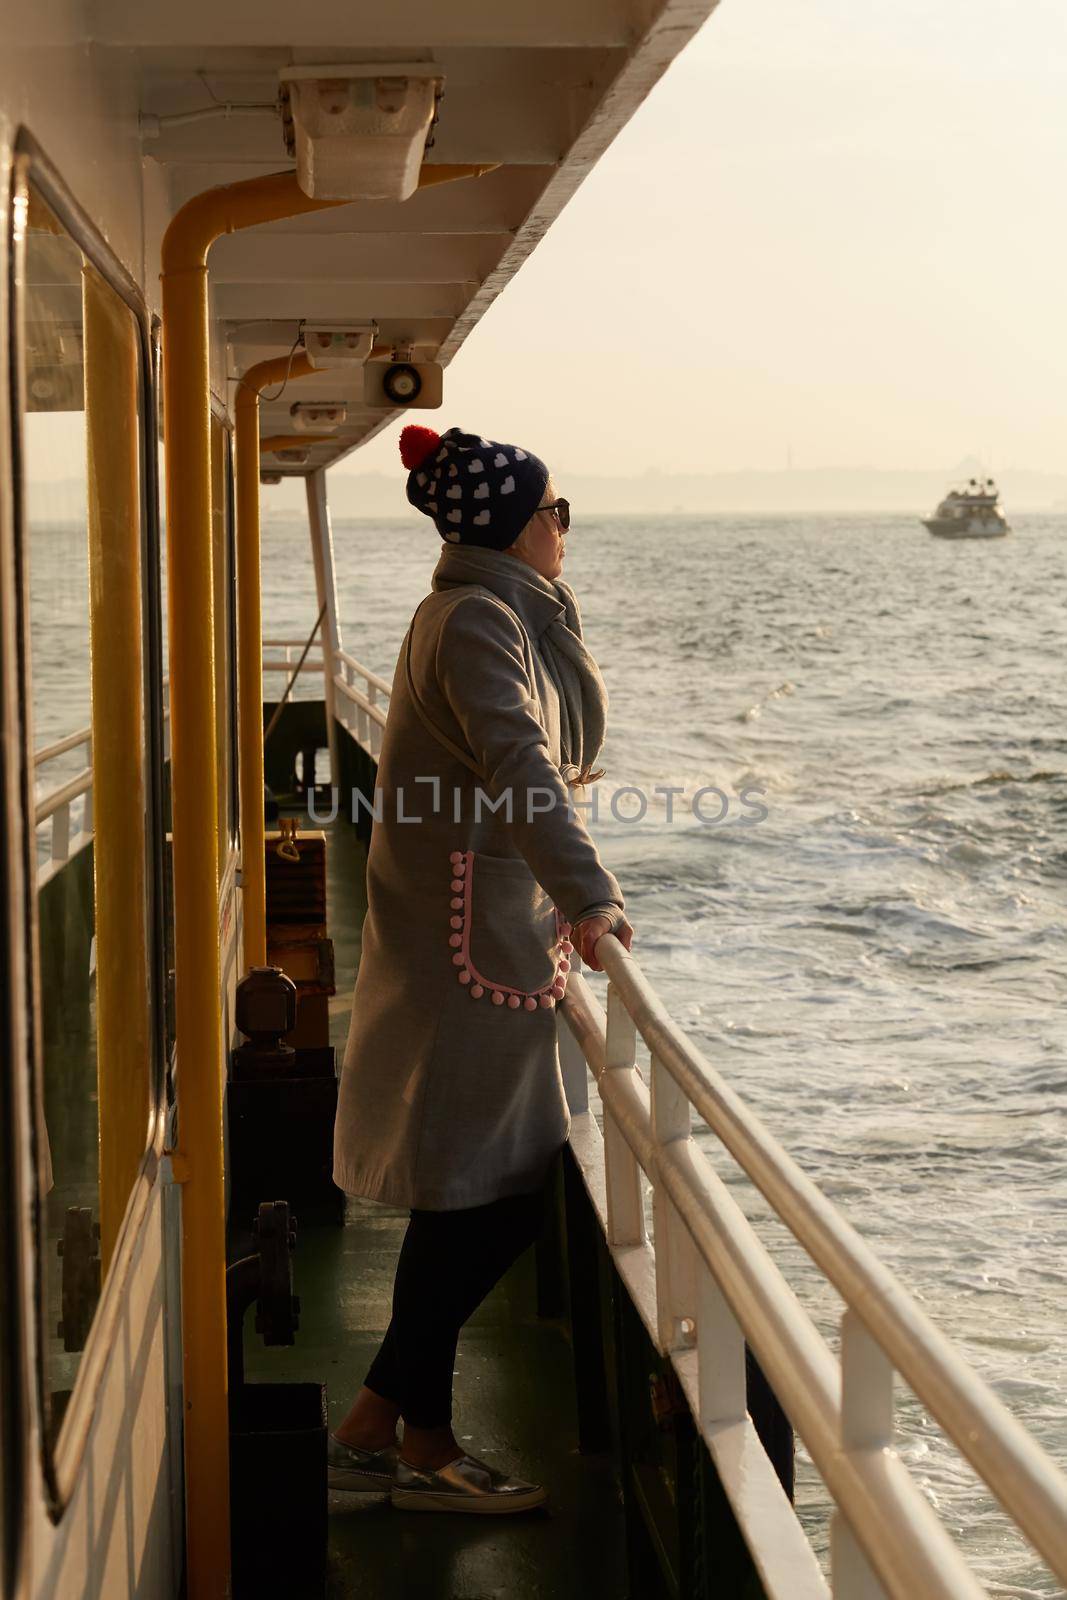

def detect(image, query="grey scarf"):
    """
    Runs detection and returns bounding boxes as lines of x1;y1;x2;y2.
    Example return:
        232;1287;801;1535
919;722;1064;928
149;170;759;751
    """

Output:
431;543;608;783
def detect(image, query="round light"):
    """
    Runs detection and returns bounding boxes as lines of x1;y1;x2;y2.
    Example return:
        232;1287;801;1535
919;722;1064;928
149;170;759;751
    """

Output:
383;363;422;405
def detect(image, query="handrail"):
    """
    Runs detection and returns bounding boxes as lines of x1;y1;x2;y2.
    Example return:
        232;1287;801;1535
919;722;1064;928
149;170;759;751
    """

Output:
332;675;388;726
33;726;95;881
262;657;325;672
34;725;91;766
330;647;390;761
34;766;93;825
559;943;1067;1598
599;939;1067;1576
260;640;390;697
335;646;392;697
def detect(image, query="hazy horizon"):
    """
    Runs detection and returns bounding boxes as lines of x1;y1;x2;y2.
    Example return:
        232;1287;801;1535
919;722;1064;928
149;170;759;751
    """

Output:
262;459;1067;518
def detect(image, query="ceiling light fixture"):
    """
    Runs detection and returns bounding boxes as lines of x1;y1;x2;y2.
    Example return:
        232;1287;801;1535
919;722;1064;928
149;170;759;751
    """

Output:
279;64;444;201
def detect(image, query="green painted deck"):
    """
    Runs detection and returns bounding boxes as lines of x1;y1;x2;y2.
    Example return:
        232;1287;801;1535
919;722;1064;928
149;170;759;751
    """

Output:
242;814;629;1599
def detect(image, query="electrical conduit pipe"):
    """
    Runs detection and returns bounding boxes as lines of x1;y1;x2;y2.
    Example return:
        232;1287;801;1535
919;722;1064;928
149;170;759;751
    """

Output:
235;350;319;973
161;161;494;1599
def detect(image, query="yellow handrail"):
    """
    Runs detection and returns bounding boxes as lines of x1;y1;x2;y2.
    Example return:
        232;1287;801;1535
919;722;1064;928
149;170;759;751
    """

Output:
235;349;316;972
161;161;495;1599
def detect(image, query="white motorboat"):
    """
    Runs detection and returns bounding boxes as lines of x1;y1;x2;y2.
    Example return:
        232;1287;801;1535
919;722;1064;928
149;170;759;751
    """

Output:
923;477;1011;538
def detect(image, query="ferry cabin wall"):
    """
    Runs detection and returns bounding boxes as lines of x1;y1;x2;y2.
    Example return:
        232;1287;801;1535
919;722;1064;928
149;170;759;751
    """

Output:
0;26;238;1600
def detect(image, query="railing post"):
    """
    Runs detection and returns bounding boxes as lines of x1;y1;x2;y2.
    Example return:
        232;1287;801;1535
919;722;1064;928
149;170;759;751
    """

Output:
831;1521;889;1600
832;1309;894;1599
840;1308;895;1450
343;660;355;734
51;802;70;868
81;783;94;840
368;683;381;757
356;682;370;751
697;1272;747;1431
651;1052;697;1350
603;984;645;1247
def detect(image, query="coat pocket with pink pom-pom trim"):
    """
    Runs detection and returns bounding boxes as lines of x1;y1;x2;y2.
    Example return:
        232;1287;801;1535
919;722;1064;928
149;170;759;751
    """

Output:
445;849;573;1010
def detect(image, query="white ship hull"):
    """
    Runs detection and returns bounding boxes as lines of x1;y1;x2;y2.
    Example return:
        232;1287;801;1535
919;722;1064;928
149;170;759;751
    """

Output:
923;515;1010;539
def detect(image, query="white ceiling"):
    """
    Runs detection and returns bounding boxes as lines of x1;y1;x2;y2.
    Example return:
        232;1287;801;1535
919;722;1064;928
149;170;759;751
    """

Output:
120;0;716;471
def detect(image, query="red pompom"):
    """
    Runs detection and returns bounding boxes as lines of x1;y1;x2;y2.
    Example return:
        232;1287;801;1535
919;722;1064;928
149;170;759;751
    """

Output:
399;425;441;470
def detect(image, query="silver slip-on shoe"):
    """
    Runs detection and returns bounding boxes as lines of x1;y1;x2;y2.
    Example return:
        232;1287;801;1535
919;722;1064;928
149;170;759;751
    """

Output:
390;1452;547;1515
327;1433;400;1492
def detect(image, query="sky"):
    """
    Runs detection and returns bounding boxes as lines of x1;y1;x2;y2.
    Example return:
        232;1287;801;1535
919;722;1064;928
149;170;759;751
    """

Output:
336;0;1067;485
20;0;1066;499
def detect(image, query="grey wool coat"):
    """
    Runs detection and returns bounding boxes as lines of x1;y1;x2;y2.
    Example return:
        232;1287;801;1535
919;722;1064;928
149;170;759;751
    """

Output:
333;548;625;1210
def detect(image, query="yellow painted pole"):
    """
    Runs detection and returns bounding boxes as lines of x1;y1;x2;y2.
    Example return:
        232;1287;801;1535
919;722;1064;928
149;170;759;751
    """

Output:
161;195;227;1600
83;263;150;1273
162;162;493;1599
235;350;315;971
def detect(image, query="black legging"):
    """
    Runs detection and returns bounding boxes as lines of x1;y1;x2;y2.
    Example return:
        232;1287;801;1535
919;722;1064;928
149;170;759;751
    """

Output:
363;1181;547;1428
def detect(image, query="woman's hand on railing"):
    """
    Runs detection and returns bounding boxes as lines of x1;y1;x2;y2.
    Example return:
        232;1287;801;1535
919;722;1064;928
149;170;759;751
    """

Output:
572;913;634;972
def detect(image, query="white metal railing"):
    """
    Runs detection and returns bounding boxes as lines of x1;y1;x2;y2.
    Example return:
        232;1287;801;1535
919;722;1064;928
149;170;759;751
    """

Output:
557;941;1067;1600
262;636;326;677
35;726;94;888
33;676;172;890
332;646;390;759
327;626;1067;1590
266;636;390;756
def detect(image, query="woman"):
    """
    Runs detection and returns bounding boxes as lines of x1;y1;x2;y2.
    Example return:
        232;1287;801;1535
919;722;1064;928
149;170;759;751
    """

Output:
330;423;633;1513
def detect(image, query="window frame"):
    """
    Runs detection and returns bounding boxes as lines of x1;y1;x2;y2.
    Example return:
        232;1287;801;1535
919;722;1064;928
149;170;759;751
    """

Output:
209;398;241;868
152;320;179;1111
5;130;168;1520
224;423;240;855
0;171;31;1600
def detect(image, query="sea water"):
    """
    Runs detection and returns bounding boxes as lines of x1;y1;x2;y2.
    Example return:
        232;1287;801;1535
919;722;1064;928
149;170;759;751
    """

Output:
27;508;1065;1590
264;510;1066;1595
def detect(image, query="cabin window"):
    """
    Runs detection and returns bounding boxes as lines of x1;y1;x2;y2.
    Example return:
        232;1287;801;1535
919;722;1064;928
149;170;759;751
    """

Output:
15;183;157;1448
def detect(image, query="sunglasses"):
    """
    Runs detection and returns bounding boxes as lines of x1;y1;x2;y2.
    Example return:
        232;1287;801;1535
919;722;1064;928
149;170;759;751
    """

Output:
540;498;571;531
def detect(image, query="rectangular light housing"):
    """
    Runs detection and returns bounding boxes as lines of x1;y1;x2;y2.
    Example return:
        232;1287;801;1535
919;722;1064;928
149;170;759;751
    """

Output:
303;322;377;369
280;65;442;201
290;401;347;432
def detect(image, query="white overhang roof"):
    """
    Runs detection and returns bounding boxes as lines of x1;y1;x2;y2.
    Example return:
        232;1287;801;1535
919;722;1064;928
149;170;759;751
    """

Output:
111;0;718;469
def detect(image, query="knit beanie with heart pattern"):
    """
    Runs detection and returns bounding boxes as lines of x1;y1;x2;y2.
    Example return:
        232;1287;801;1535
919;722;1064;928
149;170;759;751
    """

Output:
400;424;550;551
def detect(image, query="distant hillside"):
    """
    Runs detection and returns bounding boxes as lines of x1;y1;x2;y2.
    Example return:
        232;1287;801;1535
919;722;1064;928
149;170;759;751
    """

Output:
34;461;1067;525
310;460;1067;518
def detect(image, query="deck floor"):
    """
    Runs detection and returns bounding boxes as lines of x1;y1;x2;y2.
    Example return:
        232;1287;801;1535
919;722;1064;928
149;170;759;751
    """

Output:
242;815;628;1600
